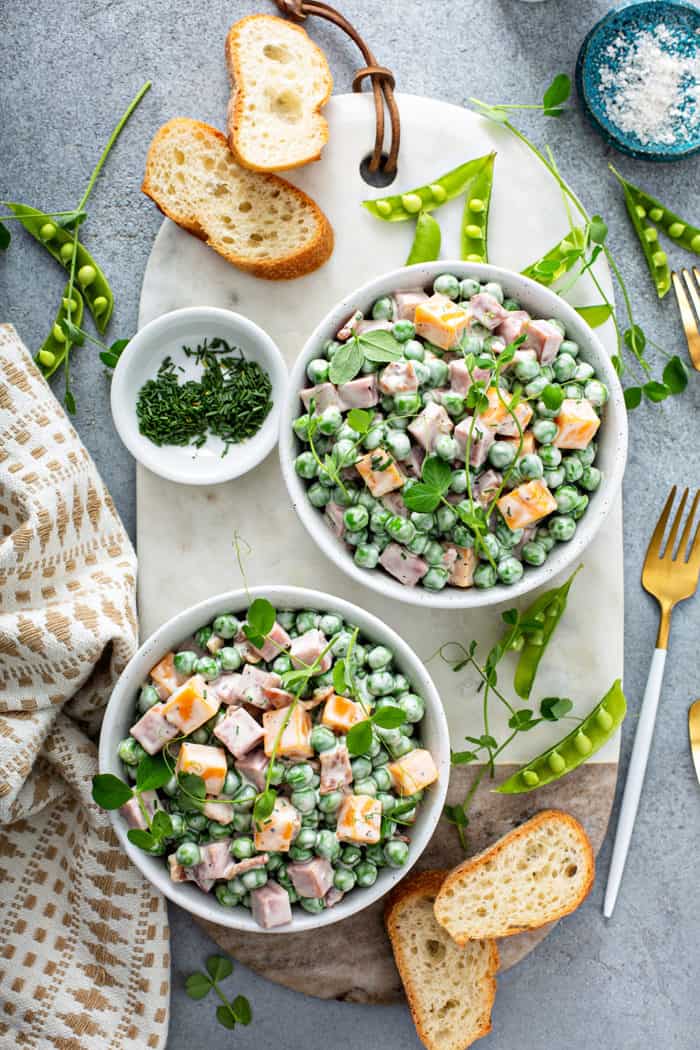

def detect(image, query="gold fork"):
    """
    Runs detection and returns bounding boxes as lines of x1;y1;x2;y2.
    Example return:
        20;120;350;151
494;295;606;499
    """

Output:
672;266;700;370
604;487;700;918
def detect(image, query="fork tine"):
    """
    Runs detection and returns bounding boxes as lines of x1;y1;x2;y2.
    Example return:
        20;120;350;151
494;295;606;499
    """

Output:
647;486;677;559
688;517;700;570
672;272;700;371
683;268;700;319
662;487;689;559
678;490;700;561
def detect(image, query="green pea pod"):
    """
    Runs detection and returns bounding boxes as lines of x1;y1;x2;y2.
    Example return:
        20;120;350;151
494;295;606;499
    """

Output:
363;153;494;223
36;283;85;378
610;166;700;259
608;171;671;299
496;679;627;794
460;152;496;263
6;202;114;332
521;226;586;286
406;212;441;265
513;565;581;700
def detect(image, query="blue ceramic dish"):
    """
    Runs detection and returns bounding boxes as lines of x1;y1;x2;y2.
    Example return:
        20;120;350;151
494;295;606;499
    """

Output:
576;1;700;161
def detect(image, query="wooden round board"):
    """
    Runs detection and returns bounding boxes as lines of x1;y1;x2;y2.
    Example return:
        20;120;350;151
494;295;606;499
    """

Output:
138;93;623;1001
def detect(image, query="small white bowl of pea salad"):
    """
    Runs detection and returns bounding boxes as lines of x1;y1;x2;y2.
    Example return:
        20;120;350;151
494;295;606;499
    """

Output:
279;262;628;608
111;306;287;485
98;586;449;932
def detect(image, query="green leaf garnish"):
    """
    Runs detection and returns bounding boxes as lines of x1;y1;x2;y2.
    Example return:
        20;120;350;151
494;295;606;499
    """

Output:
346;407;372;435
127;828;156;850
346;720;373;756
542;73;571;113
91;773;133;810
253;788;276;827
372;704;405;729
185;973;213;1000
243;597;276;647
185;955;250;1030
207;955;234;982
574;304;613;328
540;696;574;721
328;340;363;385
662;355;688;395
358;329;403;363
135;752;172;792
0;221;10;250
232;995;252;1025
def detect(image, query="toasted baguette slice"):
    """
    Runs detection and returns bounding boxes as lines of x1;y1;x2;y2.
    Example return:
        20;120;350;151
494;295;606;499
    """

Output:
142;118;333;279
434;811;594;944
386;871;498;1050
226;14;332;172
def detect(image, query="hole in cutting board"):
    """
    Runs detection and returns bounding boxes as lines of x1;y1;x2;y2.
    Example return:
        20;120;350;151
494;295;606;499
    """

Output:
359;152;397;188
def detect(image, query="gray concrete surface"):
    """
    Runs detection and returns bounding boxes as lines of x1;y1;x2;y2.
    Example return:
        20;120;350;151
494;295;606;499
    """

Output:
2;1;700;1047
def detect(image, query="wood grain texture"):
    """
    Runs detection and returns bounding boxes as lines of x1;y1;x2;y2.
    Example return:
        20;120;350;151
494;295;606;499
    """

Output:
195;761;617;1003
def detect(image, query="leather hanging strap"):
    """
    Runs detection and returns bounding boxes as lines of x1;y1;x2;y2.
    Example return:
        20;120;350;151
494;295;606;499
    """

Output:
273;0;400;174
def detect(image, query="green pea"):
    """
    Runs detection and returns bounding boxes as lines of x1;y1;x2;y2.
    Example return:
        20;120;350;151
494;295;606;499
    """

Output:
39;221;57;241
375;199;392;217
194;655;220;679
548;751;566;774
489;441;516;470
38;349;56;367
176;841;201;867
223;770;241;796
59;242;75;263
522;769;540;787
93;295;109;315
429;182;447;202
563;456;584;484
522;541;547;567
138;684;161;713
384;839;409;867
52;323;67;343
333;865;356;892
549;515;576;542
355;861;378;887
497;556;524;585
574;731;592;756
519;454;543;481
401;193;422;214
219;646;242;671
595;707;613;731
393;319;415;342
371;296;394;321
318;790;343;814
433;273;460;299
77;264;96;287
285;762;315;790
473;562;497;589
468;197;484;212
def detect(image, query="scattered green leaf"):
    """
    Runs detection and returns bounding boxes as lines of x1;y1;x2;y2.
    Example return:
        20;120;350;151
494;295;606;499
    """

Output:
91;773;133;810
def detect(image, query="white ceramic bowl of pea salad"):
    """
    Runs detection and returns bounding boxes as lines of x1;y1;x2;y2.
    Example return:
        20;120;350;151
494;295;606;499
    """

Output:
279;262;628;609
99;586;449;933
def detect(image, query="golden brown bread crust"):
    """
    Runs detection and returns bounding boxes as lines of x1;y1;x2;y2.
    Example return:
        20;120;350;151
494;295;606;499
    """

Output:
434;810;595;944
141;117;333;280
225;14;333;172
385;870;499;1050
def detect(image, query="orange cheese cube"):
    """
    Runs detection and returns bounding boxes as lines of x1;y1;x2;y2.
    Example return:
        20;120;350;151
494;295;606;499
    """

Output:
356;451;405;498
388;748;439;796
336;794;382;844
443;543;476;588
478;386;509;429
254;796;300;852
505;430;535;458
497;479;557;531
263;704;313;759
414;294;471;350
554;398;601;450
149;651;184;698
175;742;228;794
321;694;366;733
161;674;219;734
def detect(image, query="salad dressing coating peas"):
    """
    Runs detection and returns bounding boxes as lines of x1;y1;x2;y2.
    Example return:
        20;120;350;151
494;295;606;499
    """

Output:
460;153;495;263
406;211;442;265
498;680;626;794
362;154;495;222
36;282;85;379
7;203;114;331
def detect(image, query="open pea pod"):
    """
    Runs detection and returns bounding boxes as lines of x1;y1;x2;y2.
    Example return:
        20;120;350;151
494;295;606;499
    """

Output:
36;283;85;379
460;152;495;263
496;679;627;794
6;202;114;332
610;167;700;258
521;226;586;286
406;211;442;265
513;565;581;700
608;172;671;299
363;153;495;222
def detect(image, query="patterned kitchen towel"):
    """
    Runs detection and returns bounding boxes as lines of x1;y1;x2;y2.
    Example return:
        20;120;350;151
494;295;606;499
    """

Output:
0;325;169;1050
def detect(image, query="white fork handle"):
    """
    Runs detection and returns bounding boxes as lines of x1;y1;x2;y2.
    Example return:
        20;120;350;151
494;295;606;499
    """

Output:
603;647;667;919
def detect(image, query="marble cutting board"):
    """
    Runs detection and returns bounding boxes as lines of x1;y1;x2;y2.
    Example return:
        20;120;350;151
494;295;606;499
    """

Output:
137;93;623;999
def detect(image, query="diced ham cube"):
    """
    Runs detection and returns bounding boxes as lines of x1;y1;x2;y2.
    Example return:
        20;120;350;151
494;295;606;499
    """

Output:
232;664;278;708
404;444;425;478
250;882;293;929
523;319;563;364
319;744;353;794
247;622;292;664
130;703;178;755
214;706;265;758
336;309;363;341
287;857;334;898
324;501;346;538
149;651;185;699
120;790;160;831
263;704;313;759
206;634;225;654
235;748;269;790
447;359;490;396
176;743;228;795
356;450;405;497
394;289;429;321
336;795;382;844
506;348;538;374
190;869;215;894
554;398;601;449
161;675;219;735
497;479;557;531
494;401;534;438
454;418;494;468
415;294;471;349
225;854;269;879
379;542;428;587
168;854;189;883
355;318;393;335
474;469;502;506
496;310;531;345
379;360;418;395
300;383;343;414
214;673;246;705
381;491;409;518
264;686;296;709
193;840;232;882
469;292;509;331
325;887;345;908
203;797;235;825
290;629;332;673
443;543;476;588
408;401;453;451
254;797;300;853
388;748;439;795
337;374;379;409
